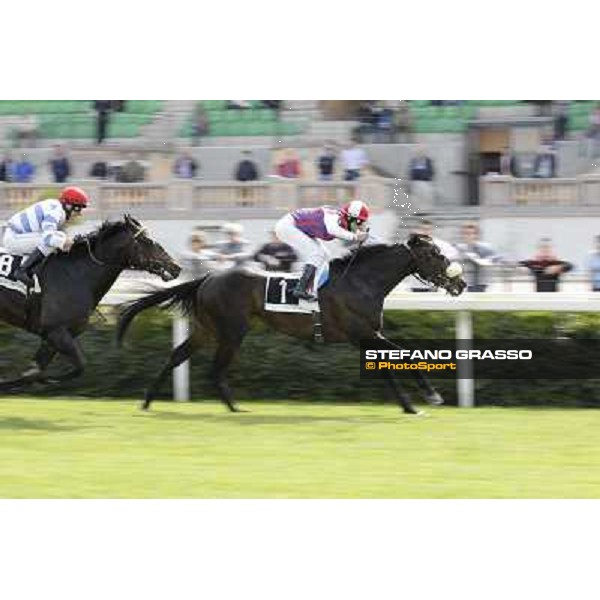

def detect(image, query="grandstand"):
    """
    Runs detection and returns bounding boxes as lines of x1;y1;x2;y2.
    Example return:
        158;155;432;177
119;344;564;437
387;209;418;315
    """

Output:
1;99;599;271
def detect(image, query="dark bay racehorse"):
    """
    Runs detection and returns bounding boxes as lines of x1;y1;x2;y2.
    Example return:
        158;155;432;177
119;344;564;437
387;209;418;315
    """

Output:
0;215;180;387
117;233;466;414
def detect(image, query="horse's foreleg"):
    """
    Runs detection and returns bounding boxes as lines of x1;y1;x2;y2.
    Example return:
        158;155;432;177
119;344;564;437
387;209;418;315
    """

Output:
42;327;86;382
376;332;444;406
142;336;198;411
382;370;420;414
412;371;444;405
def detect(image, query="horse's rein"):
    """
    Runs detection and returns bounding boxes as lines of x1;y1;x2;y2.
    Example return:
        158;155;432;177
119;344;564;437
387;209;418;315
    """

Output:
85;237;106;266
339;227;370;281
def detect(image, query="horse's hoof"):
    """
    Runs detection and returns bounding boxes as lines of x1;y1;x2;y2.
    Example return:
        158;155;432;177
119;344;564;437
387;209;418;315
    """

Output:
425;391;444;406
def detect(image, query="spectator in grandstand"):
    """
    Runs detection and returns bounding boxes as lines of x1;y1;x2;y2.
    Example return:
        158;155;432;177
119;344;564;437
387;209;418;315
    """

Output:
118;156;145;183
14;115;38;147
586;103;600;158
173;151;198;179
341;141;369;181
212;222;251;267
500;146;521;177
456;221;502;292
0;153;14;182
355;102;377;142
393;102;412;143
261;101;282;111
532;142;556;178
192;105;209;146
276;149;302;179
409;146;434;181
254;229;298;272
374;104;395;143
317;144;336;181
519;238;573;292
234;151;259;182
89;160;108;180
553;103;569;142
93;100;112;145
408;146;435;208
408;218;459;292
12;155;35;183
48;145;71;183
586;235;600;292
180;230;219;279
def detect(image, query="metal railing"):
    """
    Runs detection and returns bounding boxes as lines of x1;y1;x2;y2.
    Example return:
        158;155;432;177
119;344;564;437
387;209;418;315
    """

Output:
100;279;600;407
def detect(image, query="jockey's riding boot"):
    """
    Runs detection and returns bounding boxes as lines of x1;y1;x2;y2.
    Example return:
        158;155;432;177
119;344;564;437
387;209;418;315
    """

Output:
13;249;45;288
293;264;317;301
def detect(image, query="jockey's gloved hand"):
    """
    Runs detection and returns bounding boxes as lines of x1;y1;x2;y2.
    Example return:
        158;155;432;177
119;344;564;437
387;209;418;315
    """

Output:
356;230;369;243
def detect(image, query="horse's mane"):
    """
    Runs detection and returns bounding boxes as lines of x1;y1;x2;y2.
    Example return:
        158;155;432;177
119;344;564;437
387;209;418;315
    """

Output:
330;243;403;272
71;219;131;250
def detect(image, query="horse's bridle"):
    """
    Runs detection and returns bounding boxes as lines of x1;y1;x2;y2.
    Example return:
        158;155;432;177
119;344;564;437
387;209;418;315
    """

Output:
83;222;147;268
405;241;449;289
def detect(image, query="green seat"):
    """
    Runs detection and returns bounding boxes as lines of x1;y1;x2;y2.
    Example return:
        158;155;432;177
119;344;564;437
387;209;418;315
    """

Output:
442;106;462;119
209;122;225;136
207;110;225;123
461;103;477;119
202;100;225;110
414;118;436;133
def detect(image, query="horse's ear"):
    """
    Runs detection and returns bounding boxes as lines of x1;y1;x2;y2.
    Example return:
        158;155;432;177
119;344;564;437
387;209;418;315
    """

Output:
124;213;141;230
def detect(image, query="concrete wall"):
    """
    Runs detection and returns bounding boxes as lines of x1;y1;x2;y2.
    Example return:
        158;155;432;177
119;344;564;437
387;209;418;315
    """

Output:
365;138;469;205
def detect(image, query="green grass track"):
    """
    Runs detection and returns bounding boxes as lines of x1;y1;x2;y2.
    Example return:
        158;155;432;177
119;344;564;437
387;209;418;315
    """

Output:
0;398;598;498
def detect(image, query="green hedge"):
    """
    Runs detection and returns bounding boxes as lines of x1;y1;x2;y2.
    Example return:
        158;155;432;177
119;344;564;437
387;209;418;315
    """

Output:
1;310;600;407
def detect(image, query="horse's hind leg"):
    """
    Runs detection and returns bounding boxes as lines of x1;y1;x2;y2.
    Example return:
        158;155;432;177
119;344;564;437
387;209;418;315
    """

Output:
142;336;198;410
210;337;245;413
0;341;57;389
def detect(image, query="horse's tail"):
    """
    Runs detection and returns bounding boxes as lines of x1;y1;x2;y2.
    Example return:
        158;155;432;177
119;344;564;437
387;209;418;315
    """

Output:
116;275;209;347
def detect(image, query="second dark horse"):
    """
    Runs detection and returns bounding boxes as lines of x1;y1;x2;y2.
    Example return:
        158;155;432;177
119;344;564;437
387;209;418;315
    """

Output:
0;215;181;388
117;234;466;414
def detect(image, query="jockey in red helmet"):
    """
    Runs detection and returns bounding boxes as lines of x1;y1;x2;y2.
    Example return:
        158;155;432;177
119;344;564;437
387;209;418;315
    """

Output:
4;186;90;287
274;200;371;300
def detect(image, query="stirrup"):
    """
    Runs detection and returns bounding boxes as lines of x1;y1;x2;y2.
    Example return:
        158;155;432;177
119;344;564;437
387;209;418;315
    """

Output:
13;270;34;288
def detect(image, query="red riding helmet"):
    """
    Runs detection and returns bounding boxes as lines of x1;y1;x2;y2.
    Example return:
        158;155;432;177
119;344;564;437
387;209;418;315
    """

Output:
339;200;370;231
59;186;89;208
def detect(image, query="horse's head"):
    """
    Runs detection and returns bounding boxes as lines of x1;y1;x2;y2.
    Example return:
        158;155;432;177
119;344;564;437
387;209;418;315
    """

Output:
120;215;181;281
407;233;466;297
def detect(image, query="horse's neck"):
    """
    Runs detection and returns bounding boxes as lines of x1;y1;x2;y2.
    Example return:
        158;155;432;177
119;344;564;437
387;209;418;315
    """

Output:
66;253;124;304
89;264;123;303
355;246;414;297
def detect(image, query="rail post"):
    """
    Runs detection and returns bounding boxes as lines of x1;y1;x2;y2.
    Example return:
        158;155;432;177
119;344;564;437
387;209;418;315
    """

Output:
172;314;190;401
456;310;475;407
